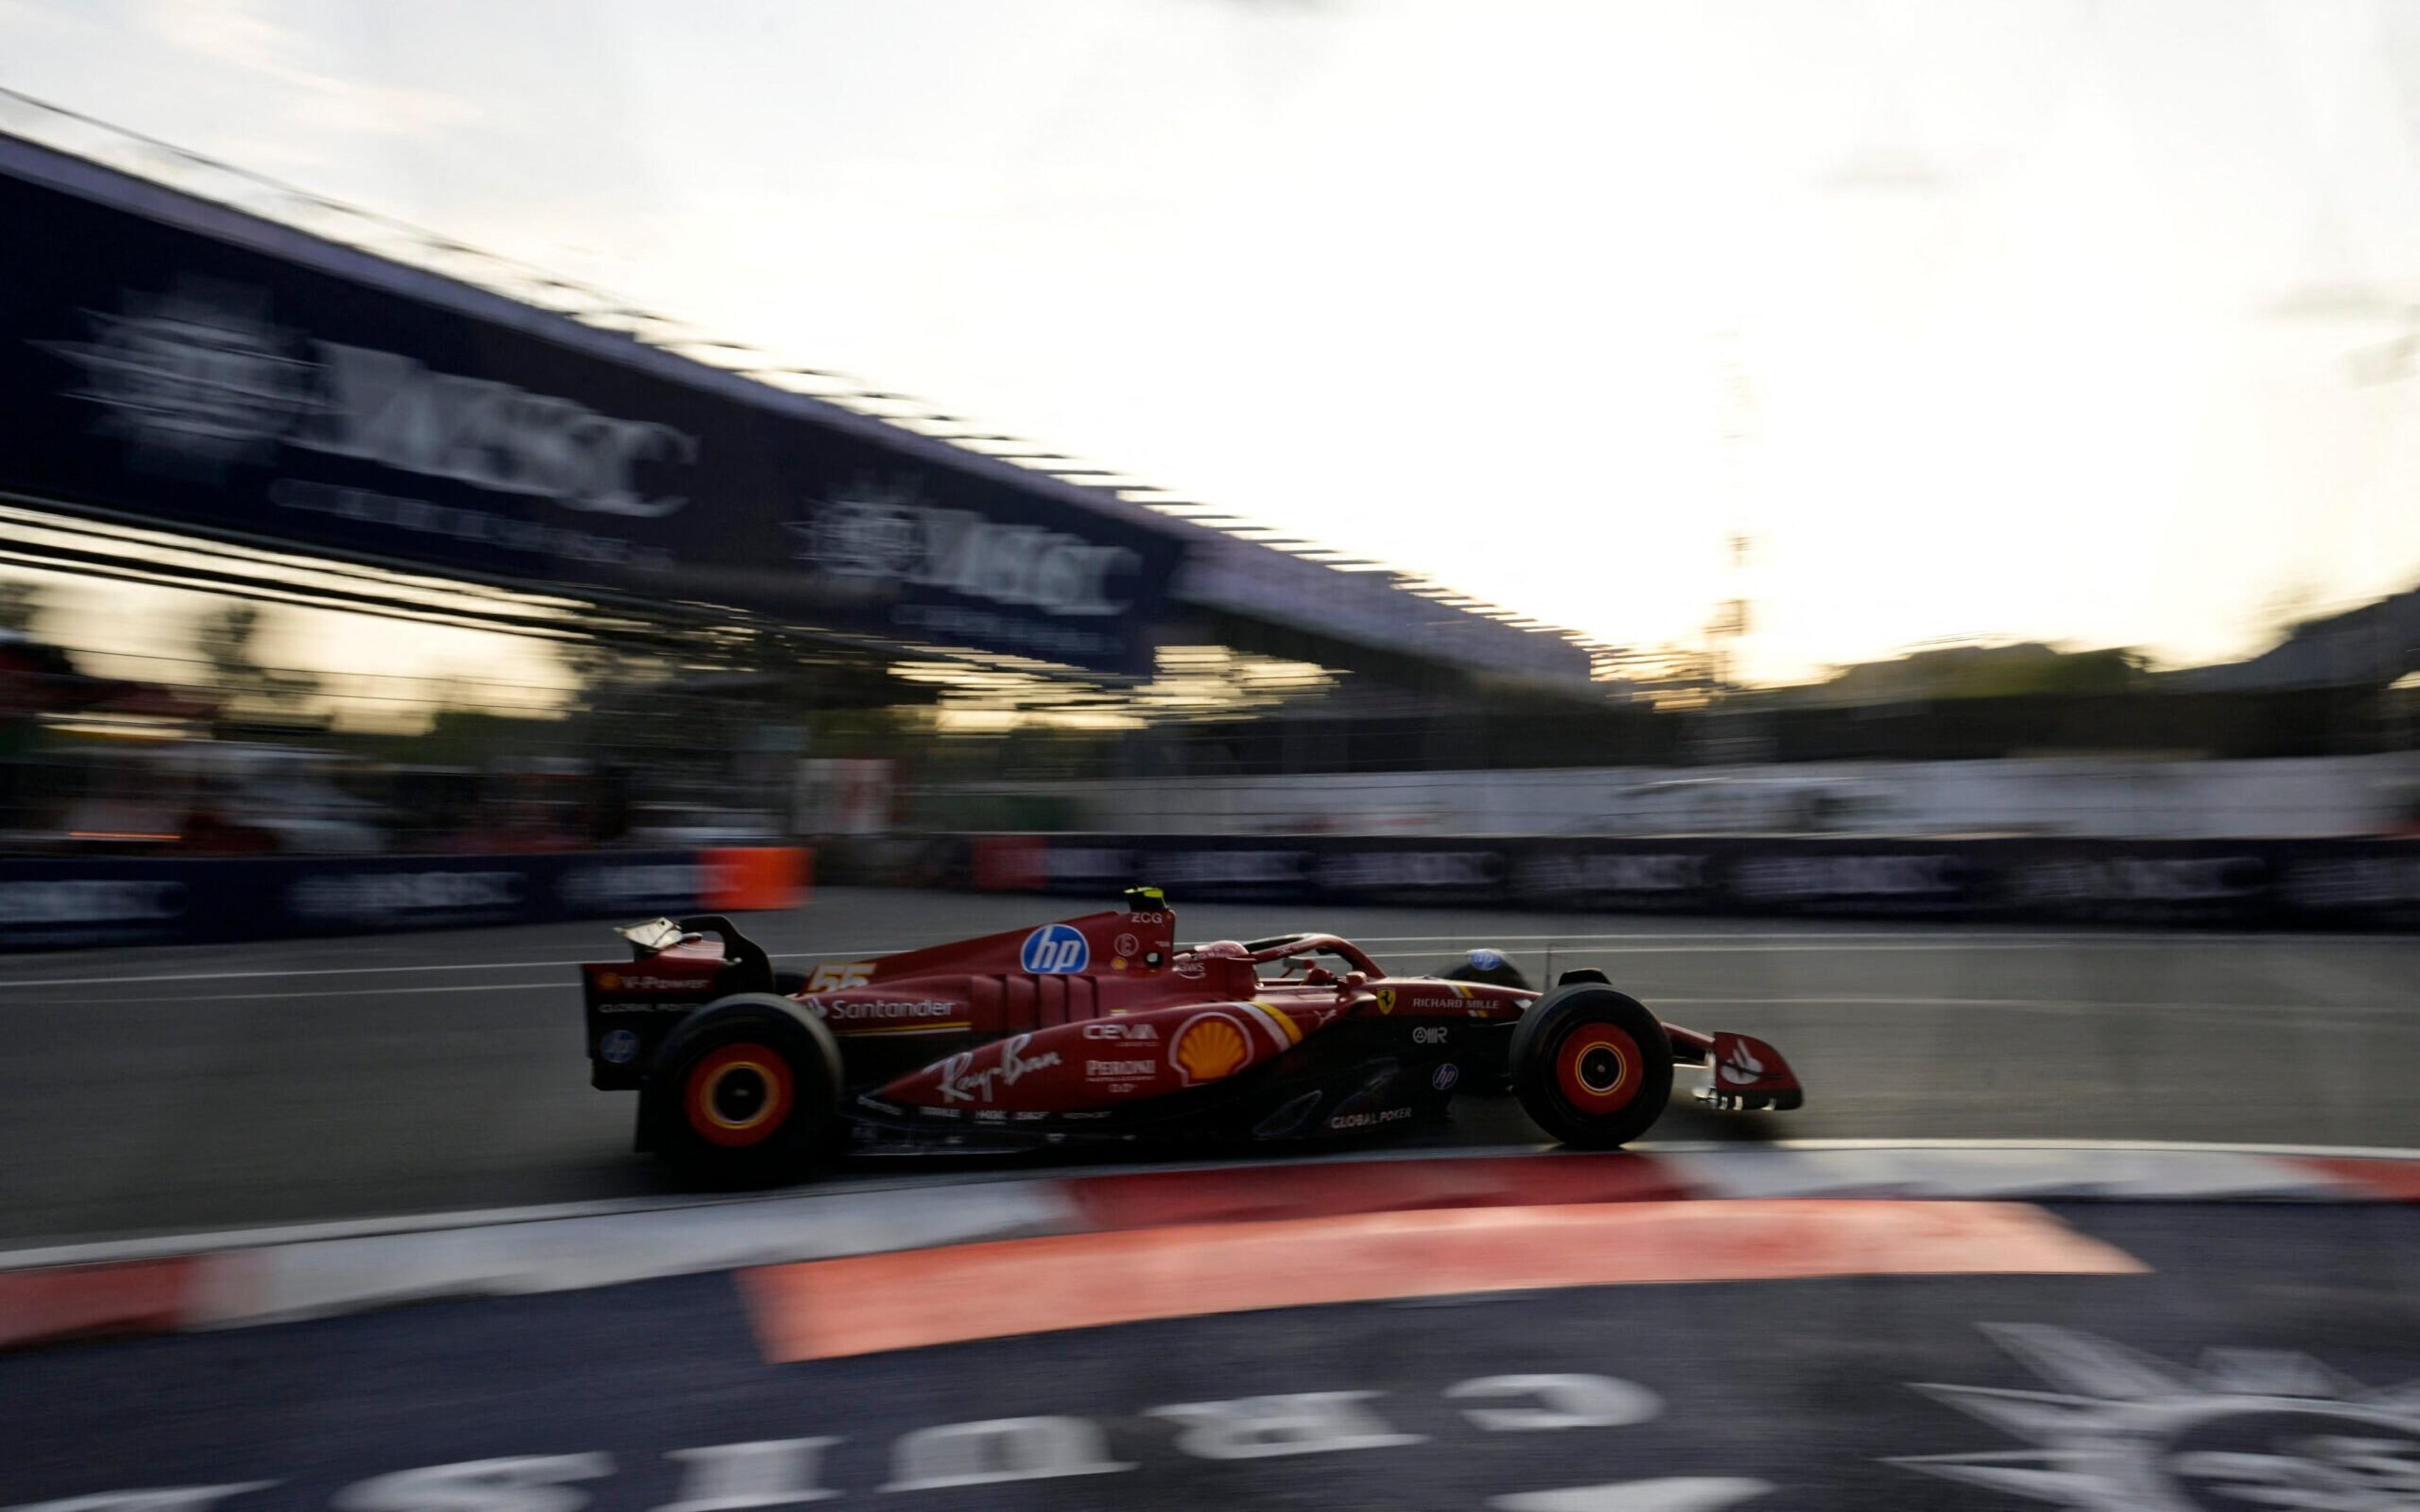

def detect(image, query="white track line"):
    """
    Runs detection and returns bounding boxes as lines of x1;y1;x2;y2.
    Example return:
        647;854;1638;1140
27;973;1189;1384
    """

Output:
63;981;567;1005
4;1137;2412;1271
1647;995;2407;1014
3;928;2407;990
35;988;2405;1015
1343;931;2420;946
0;958;633;988
0;955;747;989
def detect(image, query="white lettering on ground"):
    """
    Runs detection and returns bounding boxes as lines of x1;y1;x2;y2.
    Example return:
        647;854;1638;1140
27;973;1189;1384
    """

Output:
879;1418;1133;1491
650;1439;841;1511
0;1370;1823;1510
1146;1392;1427;1460
330;1456;611;1512
1446;1375;1663;1431
1489;1479;1777;1511
4;1486;277;1512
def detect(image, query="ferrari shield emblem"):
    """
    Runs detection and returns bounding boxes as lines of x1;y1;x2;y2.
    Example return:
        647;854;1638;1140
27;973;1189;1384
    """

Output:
1375;987;1397;1014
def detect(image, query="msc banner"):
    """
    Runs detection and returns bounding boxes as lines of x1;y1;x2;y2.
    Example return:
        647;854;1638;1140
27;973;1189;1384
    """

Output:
0;142;1183;672
0;846;809;949
946;833;2420;929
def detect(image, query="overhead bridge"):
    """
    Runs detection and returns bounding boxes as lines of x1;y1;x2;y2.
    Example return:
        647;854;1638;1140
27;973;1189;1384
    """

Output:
0;100;1593;692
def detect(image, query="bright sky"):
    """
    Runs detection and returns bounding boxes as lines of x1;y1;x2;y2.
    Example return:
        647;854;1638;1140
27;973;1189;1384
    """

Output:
8;0;2420;682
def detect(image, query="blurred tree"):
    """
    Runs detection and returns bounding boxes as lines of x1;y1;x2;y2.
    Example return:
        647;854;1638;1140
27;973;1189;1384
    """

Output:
191;602;320;721
2259;579;2326;643
0;580;43;637
1812;642;2150;704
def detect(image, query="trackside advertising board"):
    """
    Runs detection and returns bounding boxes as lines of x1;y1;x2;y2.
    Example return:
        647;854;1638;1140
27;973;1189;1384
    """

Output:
0;846;807;949
0;138;1183;673
948;833;2420;928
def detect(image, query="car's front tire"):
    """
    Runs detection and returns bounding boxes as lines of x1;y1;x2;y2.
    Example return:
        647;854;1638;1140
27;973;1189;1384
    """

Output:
1508;983;1673;1148
643;993;842;1188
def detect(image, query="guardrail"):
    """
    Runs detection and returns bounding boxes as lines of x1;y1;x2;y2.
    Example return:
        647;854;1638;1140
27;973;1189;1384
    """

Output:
908;833;2420;929
0;846;809;950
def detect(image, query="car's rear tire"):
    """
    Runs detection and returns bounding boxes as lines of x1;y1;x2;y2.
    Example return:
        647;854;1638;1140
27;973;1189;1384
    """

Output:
1509;983;1672;1148
643;993;843;1188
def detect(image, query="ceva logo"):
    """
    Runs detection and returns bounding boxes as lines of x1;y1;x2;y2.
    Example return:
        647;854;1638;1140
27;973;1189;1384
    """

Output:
1020;923;1090;974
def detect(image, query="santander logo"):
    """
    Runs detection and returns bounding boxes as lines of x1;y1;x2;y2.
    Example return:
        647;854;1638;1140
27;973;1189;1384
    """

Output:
1718;1040;1766;1087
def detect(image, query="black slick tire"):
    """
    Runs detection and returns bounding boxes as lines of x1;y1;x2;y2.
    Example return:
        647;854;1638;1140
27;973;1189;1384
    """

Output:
643;992;843;1188
1508;983;1673;1149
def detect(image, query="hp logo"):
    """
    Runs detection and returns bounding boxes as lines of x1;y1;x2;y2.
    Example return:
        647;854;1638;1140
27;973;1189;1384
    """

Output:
597;1029;640;1065
1020;924;1091;975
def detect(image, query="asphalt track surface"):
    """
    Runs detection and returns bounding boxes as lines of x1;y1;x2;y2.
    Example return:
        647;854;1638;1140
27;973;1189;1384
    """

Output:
7;1205;2419;1511
1;888;2415;1246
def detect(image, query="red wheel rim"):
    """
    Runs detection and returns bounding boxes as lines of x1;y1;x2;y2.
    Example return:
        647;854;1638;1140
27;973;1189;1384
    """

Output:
684;1043;795;1148
1553;1022;1642;1112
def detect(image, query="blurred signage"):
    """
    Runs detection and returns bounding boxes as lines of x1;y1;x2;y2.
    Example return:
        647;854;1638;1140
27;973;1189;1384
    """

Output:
795;758;892;837
0;145;1182;672
1;835;2417;951
948;832;2420;928
0;847;808;949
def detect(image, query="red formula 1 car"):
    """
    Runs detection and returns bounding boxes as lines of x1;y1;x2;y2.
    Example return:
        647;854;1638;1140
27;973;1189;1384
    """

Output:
579;888;1803;1184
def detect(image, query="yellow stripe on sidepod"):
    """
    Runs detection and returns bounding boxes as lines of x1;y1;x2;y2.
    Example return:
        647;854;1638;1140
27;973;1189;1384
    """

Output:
1247;1000;1303;1048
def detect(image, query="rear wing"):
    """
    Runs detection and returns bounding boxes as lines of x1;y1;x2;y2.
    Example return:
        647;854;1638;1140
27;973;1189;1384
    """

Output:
616;917;687;954
581;915;775;1090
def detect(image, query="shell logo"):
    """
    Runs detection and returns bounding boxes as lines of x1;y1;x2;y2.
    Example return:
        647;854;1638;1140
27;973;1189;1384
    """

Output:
1172;1011;1252;1085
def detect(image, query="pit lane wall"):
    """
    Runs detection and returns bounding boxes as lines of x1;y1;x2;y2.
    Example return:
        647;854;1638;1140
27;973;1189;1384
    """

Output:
0;846;809;949
921;833;2420;928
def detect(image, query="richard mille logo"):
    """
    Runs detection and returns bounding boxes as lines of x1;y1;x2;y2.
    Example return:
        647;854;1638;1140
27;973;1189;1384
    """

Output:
1898;1324;2420;1511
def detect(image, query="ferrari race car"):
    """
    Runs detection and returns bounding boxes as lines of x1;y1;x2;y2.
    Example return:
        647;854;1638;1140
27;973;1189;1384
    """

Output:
579;888;1803;1184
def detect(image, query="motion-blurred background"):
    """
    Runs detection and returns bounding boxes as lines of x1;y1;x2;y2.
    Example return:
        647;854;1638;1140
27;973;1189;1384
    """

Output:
11;20;2420;1508
1;1;2417;934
